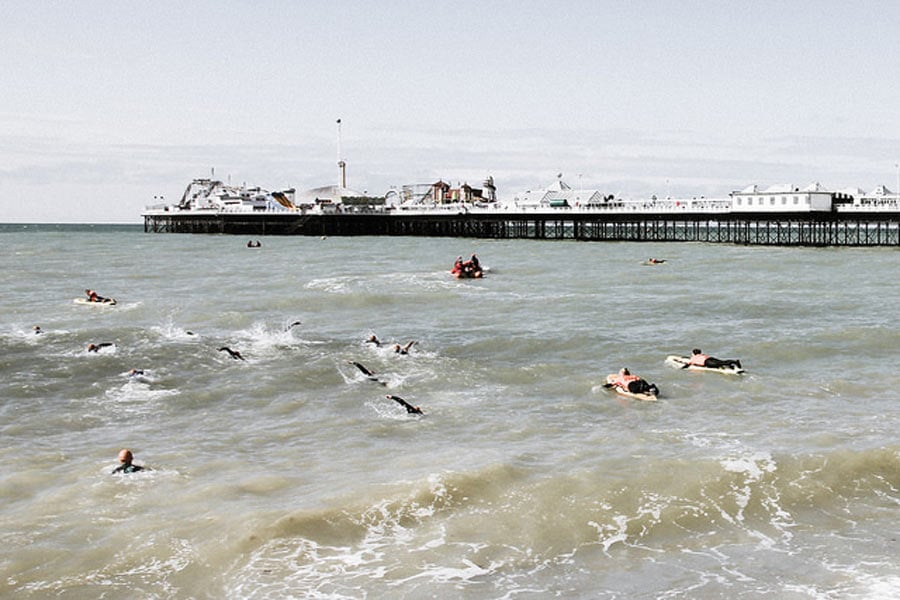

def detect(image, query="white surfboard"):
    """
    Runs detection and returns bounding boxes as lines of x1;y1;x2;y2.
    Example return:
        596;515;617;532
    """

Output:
74;297;117;306
665;355;745;375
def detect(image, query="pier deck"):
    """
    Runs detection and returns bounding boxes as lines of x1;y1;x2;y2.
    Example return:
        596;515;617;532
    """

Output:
144;210;900;247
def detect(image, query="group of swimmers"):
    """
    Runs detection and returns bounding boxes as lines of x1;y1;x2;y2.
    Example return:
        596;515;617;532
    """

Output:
98;318;427;474
355;333;424;413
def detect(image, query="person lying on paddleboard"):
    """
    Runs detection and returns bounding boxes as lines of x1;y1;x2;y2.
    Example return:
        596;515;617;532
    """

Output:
111;448;146;474
85;289;113;303
687;348;742;370
607;368;659;396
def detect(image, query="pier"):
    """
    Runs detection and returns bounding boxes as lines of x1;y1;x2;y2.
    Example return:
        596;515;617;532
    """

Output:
144;209;900;247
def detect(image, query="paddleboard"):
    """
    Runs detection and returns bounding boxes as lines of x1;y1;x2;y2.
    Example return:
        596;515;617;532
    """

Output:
74;298;117;306
665;355;745;375
605;374;658;402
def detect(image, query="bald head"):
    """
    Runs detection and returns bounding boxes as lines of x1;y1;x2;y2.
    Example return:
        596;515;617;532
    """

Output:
118;449;133;465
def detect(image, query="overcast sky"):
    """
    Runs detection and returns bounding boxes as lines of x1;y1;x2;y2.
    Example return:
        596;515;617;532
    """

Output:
2;1;900;222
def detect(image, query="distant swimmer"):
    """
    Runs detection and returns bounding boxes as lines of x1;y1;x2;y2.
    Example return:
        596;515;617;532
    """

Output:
686;348;742;370
87;342;115;353
286;321;302;331
366;334;382;347
646;258;666;264
128;369;145;377
85;289;115;304
348;361;386;385
386;394;423;414
350;361;375;377
111;448;145;474
393;340;417;355
218;346;246;361
33;325;43;335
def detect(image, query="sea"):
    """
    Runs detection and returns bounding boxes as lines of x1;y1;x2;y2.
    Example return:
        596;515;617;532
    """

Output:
1;223;898;600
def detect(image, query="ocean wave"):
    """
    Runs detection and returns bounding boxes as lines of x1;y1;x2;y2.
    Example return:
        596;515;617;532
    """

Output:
223;447;899;597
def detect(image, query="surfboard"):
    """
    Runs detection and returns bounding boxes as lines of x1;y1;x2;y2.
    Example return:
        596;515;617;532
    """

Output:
604;374;659;402
74;298;116;306
665;355;745;375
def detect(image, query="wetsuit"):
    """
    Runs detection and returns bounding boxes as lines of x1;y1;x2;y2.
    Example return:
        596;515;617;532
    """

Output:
387;395;423;414
689;352;741;370
112;463;144;474
626;379;659;395
88;343;114;353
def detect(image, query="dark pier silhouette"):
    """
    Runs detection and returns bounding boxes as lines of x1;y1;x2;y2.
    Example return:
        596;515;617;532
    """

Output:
144;210;900;247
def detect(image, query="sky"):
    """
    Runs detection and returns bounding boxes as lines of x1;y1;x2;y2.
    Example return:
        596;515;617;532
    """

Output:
2;1;900;222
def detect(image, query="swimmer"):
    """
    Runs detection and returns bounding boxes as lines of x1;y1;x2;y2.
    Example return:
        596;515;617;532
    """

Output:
218;346;245;361
87;342;114;353
111;448;145;474
128;368;145;377
366;334;381;346
286;321;302;331
348;361;386;385
392;340;417;355
386;394;423;414
33;325;42;335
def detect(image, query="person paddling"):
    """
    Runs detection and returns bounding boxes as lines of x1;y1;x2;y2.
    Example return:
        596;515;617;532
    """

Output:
686;348;741;370
85;289;114;304
605;367;659;397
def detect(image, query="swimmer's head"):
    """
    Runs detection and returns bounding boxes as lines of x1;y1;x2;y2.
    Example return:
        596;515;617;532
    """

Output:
118;449;133;464
620;367;630;376
87;343;96;351
692;348;702;355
